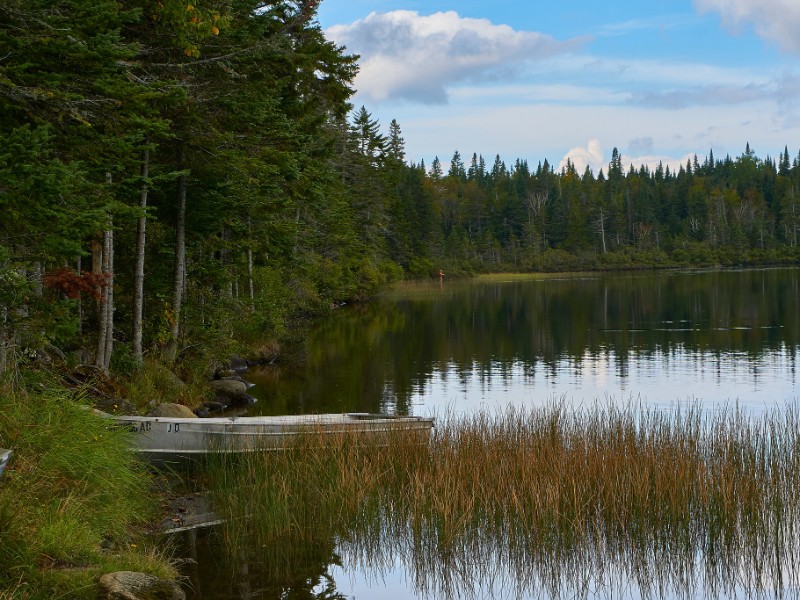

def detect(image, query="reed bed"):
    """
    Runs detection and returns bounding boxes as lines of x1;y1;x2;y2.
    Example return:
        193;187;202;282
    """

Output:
206;403;800;598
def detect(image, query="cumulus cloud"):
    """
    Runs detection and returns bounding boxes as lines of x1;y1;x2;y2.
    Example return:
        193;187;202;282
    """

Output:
621;152;697;175
327;11;583;104
557;139;697;175
559;140;604;174
694;0;800;53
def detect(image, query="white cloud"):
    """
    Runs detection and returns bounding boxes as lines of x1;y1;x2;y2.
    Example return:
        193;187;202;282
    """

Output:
694;0;800;53
326;11;583;104
558;139;697;176
620;152;697;175
559;140;605;174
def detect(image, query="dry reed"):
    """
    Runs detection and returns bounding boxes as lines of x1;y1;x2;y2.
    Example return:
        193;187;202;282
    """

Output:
206;403;800;598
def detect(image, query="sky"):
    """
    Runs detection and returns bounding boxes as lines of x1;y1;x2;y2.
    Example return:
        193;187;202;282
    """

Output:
316;0;800;175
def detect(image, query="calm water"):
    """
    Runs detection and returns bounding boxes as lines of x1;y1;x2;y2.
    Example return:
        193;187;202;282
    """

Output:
245;267;800;416
180;267;800;599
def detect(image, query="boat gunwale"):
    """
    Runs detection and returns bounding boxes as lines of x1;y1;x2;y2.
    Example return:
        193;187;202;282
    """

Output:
113;413;434;426
0;449;11;476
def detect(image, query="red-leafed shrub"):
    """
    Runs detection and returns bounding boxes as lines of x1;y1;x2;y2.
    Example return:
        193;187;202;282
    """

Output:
44;268;109;301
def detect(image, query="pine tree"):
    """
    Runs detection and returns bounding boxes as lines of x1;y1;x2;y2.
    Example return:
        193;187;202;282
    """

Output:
387;119;406;164
449;150;466;180
351;106;386;164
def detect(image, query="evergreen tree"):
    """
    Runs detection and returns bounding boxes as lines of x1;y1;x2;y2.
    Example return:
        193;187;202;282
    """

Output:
387;119;406;164
448;150;466;180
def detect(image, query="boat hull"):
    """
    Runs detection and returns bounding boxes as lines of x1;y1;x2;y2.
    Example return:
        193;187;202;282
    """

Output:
114;413;434;461
0;449;11;477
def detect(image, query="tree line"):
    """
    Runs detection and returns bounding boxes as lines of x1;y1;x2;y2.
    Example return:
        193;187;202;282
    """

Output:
2;0;798;374
380;142;800;277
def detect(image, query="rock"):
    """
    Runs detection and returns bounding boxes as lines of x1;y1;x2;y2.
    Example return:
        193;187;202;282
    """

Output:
71;364;117;397
148;364;187;394
213;367;237;380
232;394;257;407
98;571;185;600
193;400;227;417
218;374;255;388
146;403;197;418
209;378;247;396
96;397;137;416
209;379;256;407
44;342;67;362
229;355;248;372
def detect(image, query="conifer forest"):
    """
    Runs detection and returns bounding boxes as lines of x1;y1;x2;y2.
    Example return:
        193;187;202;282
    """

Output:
2;0;800;372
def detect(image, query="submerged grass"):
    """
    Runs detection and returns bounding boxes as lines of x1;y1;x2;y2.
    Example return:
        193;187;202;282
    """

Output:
0;379;177;599
207;403;800;598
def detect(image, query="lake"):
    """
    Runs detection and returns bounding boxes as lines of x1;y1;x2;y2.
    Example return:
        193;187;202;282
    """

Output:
178;267;800;599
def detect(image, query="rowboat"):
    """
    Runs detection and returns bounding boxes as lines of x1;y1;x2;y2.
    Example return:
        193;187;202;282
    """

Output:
0;449;11;477
115;413;434;462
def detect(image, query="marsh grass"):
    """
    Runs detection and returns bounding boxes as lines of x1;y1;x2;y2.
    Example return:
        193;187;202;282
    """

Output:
0;382;176;598
207;403;800;598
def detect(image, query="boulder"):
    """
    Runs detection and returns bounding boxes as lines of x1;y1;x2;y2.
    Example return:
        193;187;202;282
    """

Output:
213;367;237;380
209;379;256;407
219;374;255;388
71;364;117;397
96;397;137;416
98;571;185;600
146;403;197;418
143;363;188;395
193;400;228;417
229;355;249;372
209;378;247;396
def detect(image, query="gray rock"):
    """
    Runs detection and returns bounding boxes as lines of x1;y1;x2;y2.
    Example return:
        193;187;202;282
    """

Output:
98;571;185;600
96;397;137;416
209;378;247;396
219;374;255;388
146;403;197;418
147;364;187;394
229;355;248;372
209;379;256;407
213;367;237;379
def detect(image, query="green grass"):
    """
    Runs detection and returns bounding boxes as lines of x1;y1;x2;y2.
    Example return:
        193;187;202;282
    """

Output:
205;403;800;598
0;380;176;599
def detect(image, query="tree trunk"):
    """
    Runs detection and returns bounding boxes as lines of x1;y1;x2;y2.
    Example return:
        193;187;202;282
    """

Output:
247;217;255;313
95;172;114;371
95;223;114;371
598;207;607;254
166;146;187;362
133;146;149;365
103;226;114;371
92;235;105;367
0;304;7;374
76;256;82;337
95;231;108;369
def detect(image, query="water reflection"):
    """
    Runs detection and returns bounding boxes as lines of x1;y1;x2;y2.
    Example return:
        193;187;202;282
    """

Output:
183;528;800;599
180;529;349;599
181;268;800;599
184;404;800;600
246;268;800;415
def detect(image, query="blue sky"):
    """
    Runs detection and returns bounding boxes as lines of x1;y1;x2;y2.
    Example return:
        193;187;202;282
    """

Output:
316;0;800;174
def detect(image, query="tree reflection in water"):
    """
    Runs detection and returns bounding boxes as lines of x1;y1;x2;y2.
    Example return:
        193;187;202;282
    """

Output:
246;268;800;417
181;529;349;599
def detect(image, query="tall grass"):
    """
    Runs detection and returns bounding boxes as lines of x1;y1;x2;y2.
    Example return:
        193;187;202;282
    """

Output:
0;381;176;599
207;403;800;598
